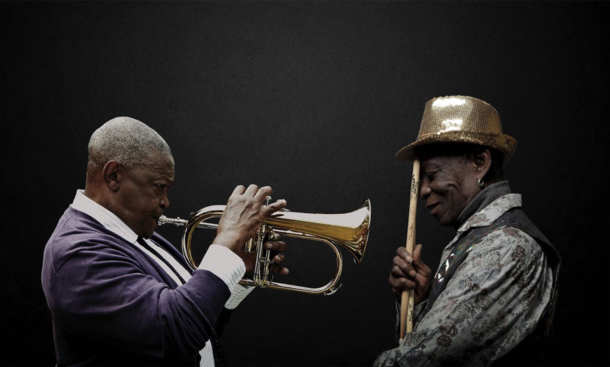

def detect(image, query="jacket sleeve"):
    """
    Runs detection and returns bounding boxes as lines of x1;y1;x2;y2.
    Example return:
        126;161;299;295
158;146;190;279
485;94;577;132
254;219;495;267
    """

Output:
374;227;554;367
44;231;231;361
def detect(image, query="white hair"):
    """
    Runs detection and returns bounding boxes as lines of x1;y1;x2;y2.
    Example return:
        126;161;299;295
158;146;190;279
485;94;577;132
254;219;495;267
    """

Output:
86;117;172;178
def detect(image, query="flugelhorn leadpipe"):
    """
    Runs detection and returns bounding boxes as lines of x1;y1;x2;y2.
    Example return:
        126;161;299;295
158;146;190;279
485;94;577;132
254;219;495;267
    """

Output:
400;158;420;341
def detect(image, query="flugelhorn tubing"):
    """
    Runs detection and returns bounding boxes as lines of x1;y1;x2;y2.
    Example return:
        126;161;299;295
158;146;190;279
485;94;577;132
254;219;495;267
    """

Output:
159;199;371;296
240;235;345;295
400;158;420;340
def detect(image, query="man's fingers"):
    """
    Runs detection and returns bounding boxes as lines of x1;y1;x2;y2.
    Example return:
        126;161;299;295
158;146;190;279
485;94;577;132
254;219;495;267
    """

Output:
390;274;416;292
245;184;261;197
232;185;246;196
231;184;270;199
270;263;289;276
273;253;285;264
397;276;415;290
391;264;408;280
268;233;282;241
253;185;273;201
264;240;286;253
230;184;281;211
264;199;287;215
264;235;286;264
393;255;414;274
413;243;423;262
393;257;417;279
397;247;413;263
411;244;431;277
393;256;408;271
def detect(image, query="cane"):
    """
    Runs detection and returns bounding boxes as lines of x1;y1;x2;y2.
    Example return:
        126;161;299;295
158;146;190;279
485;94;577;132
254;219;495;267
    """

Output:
399;158;420;341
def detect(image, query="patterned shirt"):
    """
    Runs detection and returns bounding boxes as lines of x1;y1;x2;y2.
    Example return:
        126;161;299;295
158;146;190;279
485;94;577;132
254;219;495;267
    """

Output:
374;194;555;366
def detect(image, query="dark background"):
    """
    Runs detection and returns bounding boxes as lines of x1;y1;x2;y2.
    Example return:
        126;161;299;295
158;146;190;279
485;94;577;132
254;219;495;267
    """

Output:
1;1;608;366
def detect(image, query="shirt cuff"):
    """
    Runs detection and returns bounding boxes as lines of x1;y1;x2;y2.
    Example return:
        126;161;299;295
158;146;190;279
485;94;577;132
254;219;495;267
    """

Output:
225;284;255;310
198;244;246;291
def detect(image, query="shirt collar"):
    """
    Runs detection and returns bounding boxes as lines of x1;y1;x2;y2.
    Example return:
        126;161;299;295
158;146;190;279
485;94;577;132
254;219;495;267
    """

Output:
455;181;512;229
71;189;139;244
456;193;522;234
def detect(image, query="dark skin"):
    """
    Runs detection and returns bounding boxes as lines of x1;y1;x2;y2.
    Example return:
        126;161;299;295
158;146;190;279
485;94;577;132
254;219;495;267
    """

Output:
389;148;495;304
84;151;289;275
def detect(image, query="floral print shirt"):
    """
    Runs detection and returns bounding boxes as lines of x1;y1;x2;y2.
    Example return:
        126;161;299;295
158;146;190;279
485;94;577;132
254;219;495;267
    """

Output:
374;194;554;367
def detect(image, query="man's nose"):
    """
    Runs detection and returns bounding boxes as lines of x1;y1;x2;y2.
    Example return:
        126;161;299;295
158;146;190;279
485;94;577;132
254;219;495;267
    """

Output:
161;193;170;209
418;181;431;200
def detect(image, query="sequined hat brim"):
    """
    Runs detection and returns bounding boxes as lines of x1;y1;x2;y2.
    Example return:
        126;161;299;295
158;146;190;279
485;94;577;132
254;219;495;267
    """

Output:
394;130;518;162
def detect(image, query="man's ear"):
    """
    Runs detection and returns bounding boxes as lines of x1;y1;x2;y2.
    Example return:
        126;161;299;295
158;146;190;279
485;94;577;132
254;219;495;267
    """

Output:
472;147;492;177
102;161;121;192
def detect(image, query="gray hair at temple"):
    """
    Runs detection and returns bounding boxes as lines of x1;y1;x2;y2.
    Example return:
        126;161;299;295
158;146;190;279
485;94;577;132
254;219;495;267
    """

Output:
86;117;172;180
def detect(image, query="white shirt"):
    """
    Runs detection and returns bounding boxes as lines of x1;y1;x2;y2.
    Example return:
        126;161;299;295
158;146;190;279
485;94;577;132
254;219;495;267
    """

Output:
71;190;254;366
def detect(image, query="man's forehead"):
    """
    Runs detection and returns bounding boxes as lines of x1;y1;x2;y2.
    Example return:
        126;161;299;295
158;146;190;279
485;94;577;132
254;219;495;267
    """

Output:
132;153;175;177
421;154;464;168
151;158;175;176
420;156;446;169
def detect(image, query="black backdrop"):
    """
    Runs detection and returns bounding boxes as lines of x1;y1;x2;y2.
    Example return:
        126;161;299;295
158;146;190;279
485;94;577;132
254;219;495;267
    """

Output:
2;2;609;367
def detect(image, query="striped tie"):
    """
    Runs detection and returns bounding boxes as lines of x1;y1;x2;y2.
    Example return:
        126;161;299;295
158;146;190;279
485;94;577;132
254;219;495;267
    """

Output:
136;237;185;284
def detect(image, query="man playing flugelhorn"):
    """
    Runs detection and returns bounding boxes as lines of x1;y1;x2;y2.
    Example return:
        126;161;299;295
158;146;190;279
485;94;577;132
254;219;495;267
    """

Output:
374;96;561;366
42;117;289;367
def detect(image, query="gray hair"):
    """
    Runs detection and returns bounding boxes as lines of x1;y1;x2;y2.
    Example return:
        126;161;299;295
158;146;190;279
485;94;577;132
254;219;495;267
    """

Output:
87;117;172;179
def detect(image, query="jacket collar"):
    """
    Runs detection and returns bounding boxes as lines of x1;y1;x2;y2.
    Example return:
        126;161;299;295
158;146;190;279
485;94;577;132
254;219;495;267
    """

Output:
456;193;522;235
70;189;139;245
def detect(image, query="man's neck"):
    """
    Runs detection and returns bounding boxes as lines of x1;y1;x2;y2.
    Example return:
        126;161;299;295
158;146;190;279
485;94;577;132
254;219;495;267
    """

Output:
454;180;512;230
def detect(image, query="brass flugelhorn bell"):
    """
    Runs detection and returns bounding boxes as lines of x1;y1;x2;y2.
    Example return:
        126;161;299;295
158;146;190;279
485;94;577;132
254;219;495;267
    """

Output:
158;199;371;295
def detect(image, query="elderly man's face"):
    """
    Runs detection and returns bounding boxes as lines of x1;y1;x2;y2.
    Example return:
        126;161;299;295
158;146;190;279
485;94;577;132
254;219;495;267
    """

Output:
418;155;480;227
117;152;175;238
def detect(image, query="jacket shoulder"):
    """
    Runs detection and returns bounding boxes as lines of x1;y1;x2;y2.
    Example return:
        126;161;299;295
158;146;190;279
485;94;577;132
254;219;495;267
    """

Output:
44;207;132;271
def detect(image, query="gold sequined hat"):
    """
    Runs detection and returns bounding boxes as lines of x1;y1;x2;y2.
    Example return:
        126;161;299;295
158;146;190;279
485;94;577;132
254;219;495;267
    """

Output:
395;95;518;162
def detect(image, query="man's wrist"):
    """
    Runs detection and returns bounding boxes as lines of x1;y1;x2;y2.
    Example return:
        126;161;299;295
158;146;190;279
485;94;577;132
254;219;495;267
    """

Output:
213;231;245;253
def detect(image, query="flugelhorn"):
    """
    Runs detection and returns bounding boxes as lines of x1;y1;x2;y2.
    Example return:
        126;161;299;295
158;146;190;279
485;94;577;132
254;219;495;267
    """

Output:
158;199;371;295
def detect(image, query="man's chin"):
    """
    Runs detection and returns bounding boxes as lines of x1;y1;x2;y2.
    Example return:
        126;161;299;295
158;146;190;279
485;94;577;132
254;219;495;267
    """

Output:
432;214;454;227
147;218;160;237
142;226;157;239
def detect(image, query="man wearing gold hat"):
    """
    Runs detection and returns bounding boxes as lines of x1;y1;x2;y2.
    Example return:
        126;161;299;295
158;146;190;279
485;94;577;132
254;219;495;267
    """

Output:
374;96;561;366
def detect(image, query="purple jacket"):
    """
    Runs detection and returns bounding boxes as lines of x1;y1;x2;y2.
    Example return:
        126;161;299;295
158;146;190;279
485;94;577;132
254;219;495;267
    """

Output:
42;207;231;366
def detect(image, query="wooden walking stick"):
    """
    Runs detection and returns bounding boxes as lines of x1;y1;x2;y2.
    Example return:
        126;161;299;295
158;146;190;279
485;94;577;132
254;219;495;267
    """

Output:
399;157;420;341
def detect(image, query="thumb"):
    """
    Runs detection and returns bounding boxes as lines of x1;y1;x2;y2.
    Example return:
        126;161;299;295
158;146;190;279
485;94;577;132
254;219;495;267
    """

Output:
412;243;423;264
